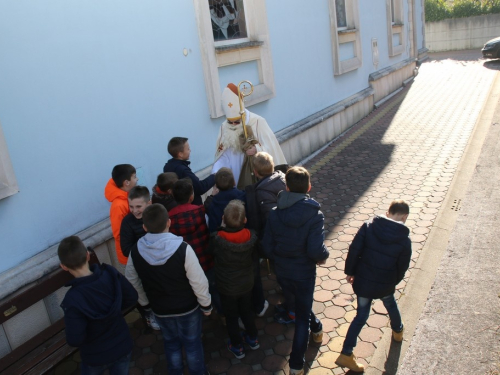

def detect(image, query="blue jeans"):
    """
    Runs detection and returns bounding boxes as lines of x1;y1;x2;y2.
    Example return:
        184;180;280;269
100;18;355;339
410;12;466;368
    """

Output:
277;276;322;371
342;294;403;355
81;351;131;375
155;308;206;375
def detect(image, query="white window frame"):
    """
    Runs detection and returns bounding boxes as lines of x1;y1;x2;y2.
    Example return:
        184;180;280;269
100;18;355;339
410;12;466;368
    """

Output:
194;0;275;119
0;121;19;200
387;0;405;56
328;0;362;76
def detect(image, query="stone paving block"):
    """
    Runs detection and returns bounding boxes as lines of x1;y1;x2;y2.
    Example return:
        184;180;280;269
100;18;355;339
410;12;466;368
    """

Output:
315;290;334;302
308;367;335;374
321;318;339;333
261;354;287;372
324;305;346;320
359;327;383;343
336;323;350;337
327;336;344;353
317;351;340;368
332;293;354;307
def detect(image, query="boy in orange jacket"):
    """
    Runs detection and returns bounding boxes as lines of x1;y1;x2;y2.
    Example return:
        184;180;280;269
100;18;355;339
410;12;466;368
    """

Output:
104;164;138;267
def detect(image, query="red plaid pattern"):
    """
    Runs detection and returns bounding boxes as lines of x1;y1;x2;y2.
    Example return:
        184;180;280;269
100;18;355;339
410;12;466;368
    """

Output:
169;204;214;272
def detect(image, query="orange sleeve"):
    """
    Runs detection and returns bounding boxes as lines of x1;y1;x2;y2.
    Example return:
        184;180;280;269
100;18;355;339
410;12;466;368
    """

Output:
110;200;130;264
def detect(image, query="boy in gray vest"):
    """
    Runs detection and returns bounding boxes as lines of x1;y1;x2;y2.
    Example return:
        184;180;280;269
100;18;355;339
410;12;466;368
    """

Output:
125;204;212;375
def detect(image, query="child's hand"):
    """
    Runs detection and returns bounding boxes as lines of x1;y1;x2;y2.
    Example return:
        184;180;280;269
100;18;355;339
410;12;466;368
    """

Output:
212;186;219;195
346;275;355;284
246;145;257;156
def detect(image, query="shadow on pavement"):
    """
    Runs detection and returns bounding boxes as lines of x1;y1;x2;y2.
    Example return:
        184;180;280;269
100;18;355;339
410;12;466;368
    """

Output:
483;59;500;70
381;340;402;375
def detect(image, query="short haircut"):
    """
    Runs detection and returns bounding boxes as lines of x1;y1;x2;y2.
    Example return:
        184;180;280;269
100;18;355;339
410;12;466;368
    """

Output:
224;200;246;228
172;178;194;204
253;152;274;176
112;164;136;188
128;185;150;202
388;200;410;215
142;204;169;234
157;172;178;192
215;167;235;190
285;166;310;194
58;236;88;270
168;137;188;158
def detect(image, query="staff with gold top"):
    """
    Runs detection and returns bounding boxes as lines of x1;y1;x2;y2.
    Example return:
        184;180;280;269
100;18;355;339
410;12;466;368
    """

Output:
212;82;287;189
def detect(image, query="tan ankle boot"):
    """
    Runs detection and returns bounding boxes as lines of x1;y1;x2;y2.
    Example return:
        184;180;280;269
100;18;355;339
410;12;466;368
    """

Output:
393;326;404;342
335;353;365;372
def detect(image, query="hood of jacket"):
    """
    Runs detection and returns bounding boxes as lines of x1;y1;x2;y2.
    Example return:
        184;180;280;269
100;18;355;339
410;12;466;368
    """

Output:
370;216;410;244
62;264;123;320
256;171;286;192
137;232;184;265
275;191;320;228
104;178;128;203
214;228;258;253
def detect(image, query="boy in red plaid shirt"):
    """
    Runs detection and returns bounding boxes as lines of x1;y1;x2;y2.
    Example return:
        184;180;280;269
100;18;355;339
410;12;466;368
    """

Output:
169;178;222;314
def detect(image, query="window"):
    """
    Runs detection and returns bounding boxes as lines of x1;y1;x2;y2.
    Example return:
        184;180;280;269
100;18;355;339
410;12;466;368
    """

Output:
195;0;275;118
328;0;362;76
210;0;248;43
387;0;405;56
0;121;19;200
391;0;396;24
335;0;347;29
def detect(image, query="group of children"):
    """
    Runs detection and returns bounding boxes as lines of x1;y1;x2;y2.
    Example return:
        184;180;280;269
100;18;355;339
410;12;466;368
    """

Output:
57;136;412;375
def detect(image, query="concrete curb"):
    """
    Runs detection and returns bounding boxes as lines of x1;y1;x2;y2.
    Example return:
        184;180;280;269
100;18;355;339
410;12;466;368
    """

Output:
366;70;500;375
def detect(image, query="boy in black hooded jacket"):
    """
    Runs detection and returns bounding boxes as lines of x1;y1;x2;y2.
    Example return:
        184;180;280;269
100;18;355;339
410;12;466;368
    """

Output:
209;199;259;359
58;236;138;374
262;166;329;375
335;200;412;373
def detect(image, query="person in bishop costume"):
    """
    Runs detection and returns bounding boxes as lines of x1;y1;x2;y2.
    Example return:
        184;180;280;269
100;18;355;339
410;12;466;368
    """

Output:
212;83;287;189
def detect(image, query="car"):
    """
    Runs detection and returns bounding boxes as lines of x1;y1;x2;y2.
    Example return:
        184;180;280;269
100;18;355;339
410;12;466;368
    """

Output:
482;36;500;58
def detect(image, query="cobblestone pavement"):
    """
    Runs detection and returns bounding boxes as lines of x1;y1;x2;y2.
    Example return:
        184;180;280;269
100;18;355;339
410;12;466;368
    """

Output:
50;51;498;375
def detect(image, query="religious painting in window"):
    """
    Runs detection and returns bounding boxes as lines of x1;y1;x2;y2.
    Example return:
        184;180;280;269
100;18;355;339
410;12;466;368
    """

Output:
335;0;347;29
209;0;248;42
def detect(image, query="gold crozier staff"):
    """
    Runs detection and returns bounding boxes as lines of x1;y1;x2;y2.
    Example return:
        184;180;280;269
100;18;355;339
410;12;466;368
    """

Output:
236;81;259;189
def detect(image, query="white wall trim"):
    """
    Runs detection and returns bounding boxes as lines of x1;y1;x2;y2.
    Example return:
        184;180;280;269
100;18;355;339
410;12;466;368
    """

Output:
0;121;19;200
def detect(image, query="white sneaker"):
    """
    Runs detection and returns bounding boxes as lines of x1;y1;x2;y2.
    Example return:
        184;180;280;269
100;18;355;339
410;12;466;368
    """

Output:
257;300;269;317
145;312;161;331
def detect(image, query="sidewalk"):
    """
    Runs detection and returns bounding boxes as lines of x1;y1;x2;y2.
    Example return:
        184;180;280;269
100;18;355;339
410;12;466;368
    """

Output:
49;50;498;375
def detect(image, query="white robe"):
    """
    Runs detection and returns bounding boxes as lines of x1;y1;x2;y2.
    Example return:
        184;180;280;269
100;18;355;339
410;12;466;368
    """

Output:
212;110;287;183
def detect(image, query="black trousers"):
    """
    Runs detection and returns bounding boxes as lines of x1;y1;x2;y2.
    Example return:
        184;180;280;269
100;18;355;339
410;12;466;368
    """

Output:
220;291;258;346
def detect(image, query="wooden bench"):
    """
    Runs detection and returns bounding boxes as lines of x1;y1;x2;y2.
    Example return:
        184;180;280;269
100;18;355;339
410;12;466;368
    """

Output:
0;251;100;375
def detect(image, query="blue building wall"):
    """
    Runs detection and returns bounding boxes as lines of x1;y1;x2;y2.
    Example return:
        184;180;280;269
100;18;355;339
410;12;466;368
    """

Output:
0;0;416;273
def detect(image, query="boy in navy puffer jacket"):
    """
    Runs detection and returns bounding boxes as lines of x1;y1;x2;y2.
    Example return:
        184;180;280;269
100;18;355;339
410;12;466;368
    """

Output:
262;166;329;375
335;200;412;373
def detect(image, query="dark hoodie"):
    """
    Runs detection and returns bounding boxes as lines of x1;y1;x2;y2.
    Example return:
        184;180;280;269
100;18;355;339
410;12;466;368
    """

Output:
344;216;412;299
209;227;258;296
207;188;246;233
163;158;215;205
60;263;138;366
262;191;329;280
